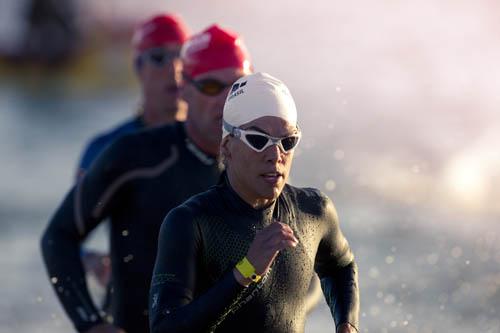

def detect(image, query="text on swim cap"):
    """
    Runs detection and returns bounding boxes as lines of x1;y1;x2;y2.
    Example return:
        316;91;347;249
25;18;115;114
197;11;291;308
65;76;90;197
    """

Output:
228;81;247;101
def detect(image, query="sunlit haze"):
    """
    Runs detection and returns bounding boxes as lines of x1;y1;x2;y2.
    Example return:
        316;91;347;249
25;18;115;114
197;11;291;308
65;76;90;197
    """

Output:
1;1;498;332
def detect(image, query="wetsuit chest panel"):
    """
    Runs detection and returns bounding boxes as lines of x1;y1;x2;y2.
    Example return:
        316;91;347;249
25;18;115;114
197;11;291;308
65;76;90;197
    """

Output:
194;188;327;332
198;214;256;287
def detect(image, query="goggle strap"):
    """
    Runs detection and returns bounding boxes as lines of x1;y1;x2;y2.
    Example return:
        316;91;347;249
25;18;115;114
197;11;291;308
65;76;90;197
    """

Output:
223;120;238;137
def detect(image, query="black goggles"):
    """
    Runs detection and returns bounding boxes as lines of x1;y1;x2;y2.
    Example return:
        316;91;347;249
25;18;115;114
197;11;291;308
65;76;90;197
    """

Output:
224;121;301;153
139;48;180;67
183;75;232;96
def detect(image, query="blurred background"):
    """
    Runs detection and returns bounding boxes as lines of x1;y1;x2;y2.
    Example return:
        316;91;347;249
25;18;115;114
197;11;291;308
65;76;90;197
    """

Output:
1;0;499;332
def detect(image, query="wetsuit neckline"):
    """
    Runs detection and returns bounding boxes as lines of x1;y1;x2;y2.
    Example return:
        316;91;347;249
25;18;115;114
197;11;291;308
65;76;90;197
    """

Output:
180;122;217;166
220;174;277;221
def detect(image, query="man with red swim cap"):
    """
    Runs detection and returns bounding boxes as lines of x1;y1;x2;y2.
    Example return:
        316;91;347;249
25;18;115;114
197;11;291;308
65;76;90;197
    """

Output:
73;12;189;320
41;24;254;333
180;24;252;157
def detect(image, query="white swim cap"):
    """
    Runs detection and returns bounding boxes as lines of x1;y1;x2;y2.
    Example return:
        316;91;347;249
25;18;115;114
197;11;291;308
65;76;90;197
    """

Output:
222;72;297;138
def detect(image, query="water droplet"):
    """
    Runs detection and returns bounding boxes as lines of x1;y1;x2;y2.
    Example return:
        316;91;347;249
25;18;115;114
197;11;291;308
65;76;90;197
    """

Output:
123;254;134;263
369;267;379;279
325;180;336;191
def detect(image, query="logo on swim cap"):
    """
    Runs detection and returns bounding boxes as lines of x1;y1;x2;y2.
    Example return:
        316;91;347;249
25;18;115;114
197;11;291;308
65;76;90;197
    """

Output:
230;81;247;93
228;81;247;101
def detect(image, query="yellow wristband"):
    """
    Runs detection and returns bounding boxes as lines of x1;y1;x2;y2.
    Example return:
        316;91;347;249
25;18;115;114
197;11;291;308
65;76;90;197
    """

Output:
236;257;261;283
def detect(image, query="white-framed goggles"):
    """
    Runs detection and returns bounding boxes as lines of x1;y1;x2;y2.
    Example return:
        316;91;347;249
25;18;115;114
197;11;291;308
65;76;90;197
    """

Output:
224;120;301;153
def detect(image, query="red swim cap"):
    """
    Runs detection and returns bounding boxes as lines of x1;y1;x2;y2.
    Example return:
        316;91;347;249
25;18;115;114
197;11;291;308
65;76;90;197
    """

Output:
181;24;251;78
132;14;189;52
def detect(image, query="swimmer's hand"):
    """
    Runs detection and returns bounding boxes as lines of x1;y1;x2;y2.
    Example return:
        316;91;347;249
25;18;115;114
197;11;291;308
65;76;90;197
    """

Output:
84;323;126;333
233;220;298;287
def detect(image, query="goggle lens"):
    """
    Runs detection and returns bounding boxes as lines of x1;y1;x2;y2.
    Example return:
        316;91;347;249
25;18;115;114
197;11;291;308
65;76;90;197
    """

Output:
184;75;231;96
141;49;180;67
196;79;228;96
246;134;269;150
281;136;300;151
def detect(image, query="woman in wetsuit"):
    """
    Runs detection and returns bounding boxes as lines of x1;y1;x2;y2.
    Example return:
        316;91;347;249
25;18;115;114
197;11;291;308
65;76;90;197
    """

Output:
150;73;359;333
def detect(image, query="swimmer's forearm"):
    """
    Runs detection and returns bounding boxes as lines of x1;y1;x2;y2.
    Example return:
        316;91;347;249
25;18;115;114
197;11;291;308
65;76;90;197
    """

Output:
41;191;103;332
321;261;359;332
150;270;245;333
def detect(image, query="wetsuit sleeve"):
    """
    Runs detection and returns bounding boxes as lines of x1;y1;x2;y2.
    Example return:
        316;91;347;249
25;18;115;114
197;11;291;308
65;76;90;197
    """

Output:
149;207;245;333
314;195;360;332
41;138;128;332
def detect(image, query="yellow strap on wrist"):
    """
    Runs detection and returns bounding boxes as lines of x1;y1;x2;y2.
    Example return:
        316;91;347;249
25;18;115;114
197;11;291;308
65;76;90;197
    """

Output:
236;257;261;283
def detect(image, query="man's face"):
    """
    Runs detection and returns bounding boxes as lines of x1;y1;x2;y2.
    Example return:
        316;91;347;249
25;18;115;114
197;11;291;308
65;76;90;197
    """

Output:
136;44;183;112
182;67;251;151
223;116;299;206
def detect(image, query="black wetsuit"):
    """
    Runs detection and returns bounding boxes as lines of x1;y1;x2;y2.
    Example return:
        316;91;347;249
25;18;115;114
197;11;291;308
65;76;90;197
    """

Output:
41;122;220;333
150;177;359;333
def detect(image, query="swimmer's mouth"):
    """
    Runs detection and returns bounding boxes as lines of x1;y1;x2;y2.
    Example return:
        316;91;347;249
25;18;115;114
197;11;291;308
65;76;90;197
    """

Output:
261;172;283;184
262;172;282;176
